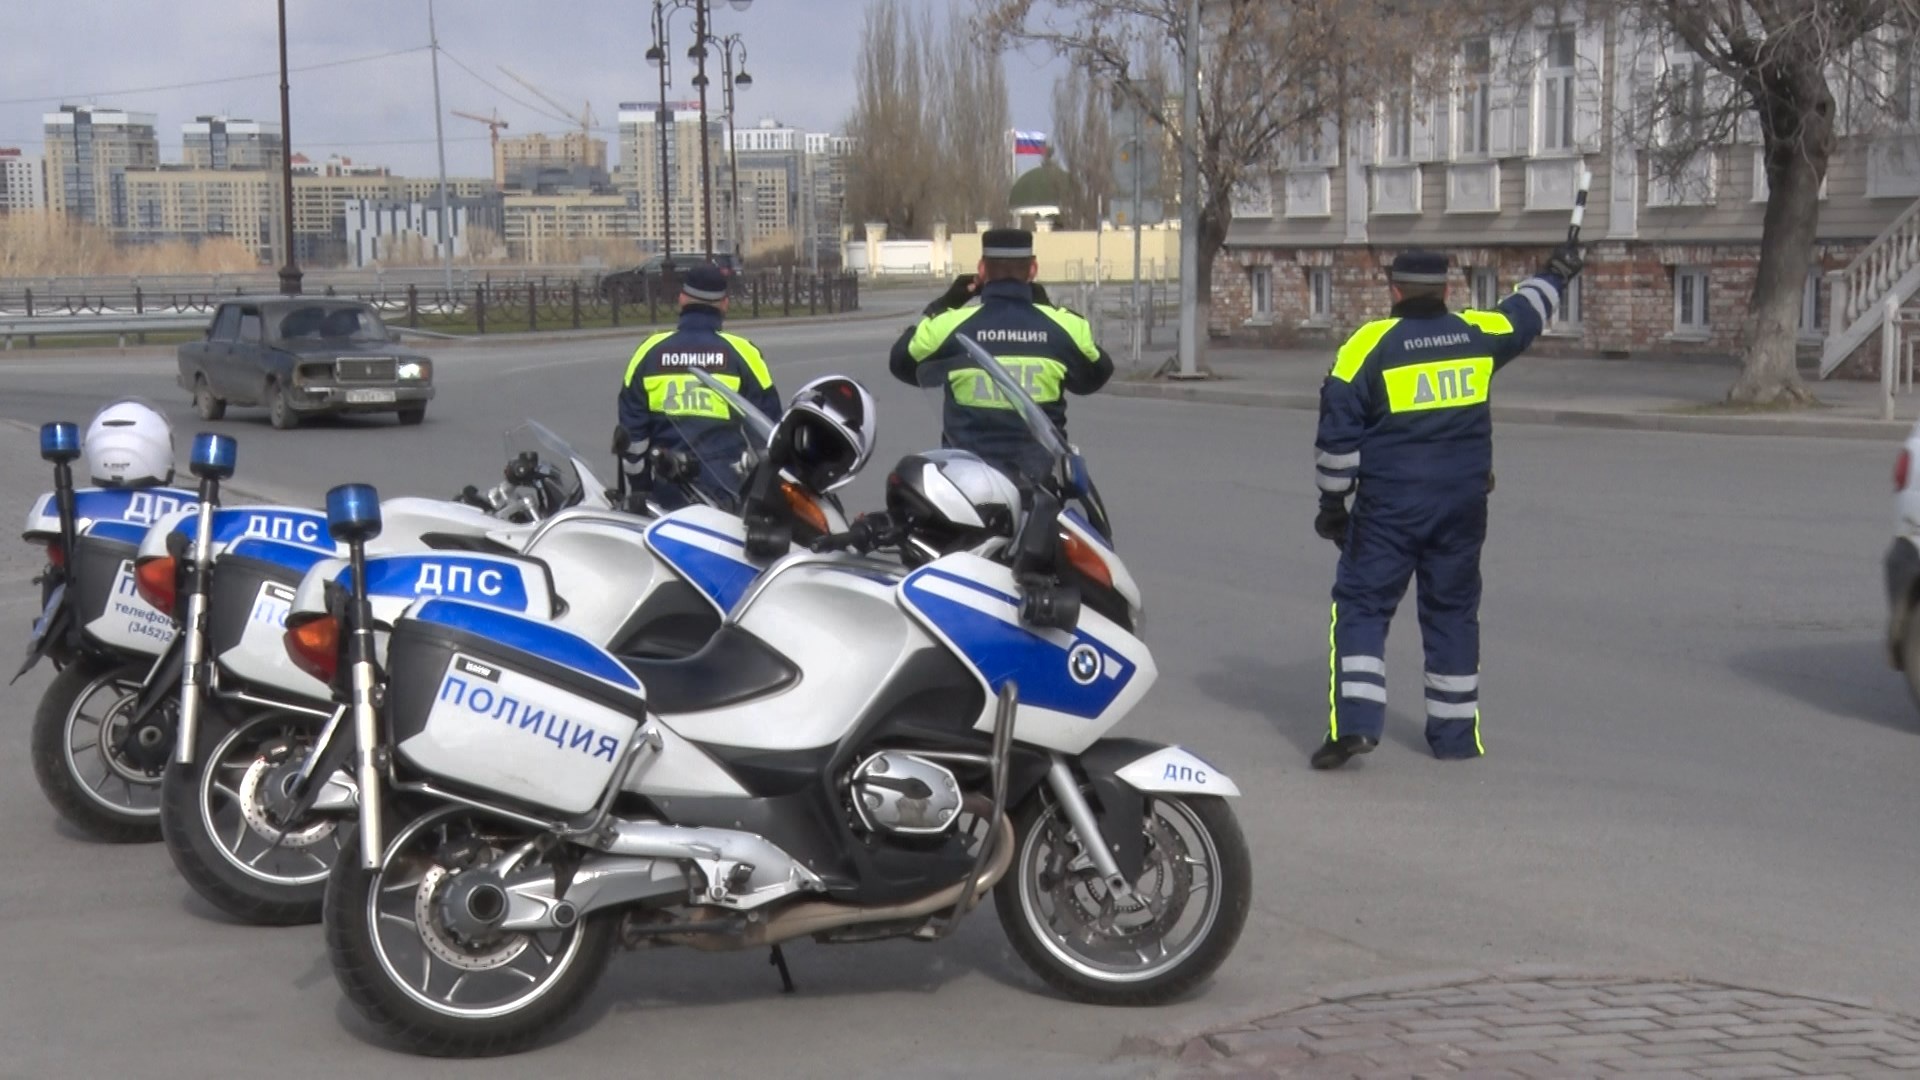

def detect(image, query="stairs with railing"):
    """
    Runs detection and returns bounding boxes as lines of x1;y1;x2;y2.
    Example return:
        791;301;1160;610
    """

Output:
1823;198;1920;377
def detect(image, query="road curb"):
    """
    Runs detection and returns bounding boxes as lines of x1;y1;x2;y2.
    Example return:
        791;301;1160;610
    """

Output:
1111;962;1910;1061
1105;379;1912;441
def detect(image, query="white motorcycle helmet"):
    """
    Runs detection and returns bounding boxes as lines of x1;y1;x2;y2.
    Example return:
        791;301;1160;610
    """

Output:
83;399;177;488
768;375;875;494
884;449;1022;566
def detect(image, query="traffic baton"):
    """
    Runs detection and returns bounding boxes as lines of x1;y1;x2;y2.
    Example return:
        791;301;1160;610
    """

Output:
1567;166;1592;245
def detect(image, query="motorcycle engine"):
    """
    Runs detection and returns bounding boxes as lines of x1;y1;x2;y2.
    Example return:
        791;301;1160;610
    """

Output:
848;752;963;835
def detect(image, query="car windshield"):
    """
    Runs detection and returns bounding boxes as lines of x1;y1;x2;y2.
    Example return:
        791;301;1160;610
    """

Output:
276;305;388;344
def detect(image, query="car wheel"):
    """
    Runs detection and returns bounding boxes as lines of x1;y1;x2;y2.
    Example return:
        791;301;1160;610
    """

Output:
193;376;226;421
268;380;299;430
396;406;426;427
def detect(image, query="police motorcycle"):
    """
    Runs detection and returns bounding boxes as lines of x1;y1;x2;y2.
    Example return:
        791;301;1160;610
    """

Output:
309;338;1248;1057
27;421;621;845
161;384;863;926
19;407;201;842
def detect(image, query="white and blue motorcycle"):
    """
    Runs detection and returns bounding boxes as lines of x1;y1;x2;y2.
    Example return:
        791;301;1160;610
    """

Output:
309;339;1250;1057
160;402;854;926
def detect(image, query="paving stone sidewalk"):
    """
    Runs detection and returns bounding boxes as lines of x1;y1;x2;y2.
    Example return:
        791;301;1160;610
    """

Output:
1122;973;1920;1078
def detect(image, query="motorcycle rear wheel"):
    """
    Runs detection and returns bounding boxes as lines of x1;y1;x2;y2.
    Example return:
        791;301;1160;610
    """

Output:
995;791;1250;1006
325;805;616;1057
160;708;343;926
30;656;163;843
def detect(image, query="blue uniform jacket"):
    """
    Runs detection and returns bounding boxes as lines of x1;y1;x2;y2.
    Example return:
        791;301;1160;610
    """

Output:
1315;273;1566;500
619;305;780;495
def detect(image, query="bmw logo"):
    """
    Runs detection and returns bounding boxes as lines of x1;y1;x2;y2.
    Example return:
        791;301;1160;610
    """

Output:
1068;644;1102;685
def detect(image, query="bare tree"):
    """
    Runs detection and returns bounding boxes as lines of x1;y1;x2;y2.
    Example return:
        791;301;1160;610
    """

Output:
846;0;951;237
1051;65;1116;229
937;6;1015;229
982;0;1444;367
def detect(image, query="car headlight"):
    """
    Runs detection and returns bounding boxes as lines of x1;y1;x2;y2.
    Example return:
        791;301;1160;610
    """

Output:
397;361;430;381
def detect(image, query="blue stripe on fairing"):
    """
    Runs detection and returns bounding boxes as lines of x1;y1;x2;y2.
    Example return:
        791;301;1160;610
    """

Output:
44;487;199;532
333;554;532;612
411;598;642;692
225;538;331;574
647;522;757;612
170;506;334;553
900;566;1136;720
82;520;150;545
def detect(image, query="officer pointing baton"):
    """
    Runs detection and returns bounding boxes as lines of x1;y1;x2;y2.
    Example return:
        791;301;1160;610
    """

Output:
1309;172;1588;770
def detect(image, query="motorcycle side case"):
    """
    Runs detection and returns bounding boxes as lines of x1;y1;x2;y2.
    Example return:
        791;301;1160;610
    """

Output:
207;539;333;702
72;520;173;658
385;598;646;817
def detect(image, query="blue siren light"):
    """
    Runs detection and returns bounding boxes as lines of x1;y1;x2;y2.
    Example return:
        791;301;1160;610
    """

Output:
326;483;383;543
40;422;81;463
190;433;237;479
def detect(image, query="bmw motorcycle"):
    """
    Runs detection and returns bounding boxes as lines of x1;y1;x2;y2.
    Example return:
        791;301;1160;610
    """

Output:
310;338;1249;1057
19;421;201;841
161;404;848;925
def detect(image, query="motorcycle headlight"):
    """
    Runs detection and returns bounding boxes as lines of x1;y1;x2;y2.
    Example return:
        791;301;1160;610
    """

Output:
397;360;430;381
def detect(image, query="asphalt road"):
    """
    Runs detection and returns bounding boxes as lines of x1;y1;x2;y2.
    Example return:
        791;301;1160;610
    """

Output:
1;315;1916;1079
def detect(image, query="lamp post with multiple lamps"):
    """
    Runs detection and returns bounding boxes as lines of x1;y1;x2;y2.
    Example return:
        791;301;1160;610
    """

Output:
648;0;751;263
695;34;750;259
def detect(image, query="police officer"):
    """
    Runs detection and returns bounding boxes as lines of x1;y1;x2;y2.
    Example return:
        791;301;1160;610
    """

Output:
888;228;1113;485
618;263;781;509
1311;243;1583;770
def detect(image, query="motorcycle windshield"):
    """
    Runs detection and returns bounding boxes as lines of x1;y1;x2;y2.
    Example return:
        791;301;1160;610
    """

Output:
655;371;772;511
913;333;1068;489
502;420;585;508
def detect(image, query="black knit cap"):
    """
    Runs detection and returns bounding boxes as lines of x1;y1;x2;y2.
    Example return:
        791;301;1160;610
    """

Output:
682;264;729;302
1389;250;1449;286
982;228;1035;259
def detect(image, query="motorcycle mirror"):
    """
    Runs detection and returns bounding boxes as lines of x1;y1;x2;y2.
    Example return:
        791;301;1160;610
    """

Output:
189;432;237;481
1063;453;1092;498
39;422;81;464
325;483;383;545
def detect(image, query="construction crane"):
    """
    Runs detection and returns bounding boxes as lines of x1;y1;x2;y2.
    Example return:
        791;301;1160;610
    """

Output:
497;66;597;141
451;108;510;188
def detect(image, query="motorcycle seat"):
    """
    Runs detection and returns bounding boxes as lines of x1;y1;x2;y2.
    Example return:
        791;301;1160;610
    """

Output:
618;625;798;714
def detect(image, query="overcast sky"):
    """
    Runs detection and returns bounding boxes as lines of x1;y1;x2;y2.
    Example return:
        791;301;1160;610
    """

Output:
0;0;1062;178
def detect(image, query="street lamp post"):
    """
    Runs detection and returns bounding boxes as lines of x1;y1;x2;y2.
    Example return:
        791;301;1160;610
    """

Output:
275;0;301;295
651;0;753;264
714;35;750;260
645;3;681;262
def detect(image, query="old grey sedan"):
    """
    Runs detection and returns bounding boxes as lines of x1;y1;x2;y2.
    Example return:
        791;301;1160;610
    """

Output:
176;297;435;429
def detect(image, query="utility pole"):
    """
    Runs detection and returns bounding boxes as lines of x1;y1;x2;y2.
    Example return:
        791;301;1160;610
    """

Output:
275;0;302;295
1174;0;1202;378
649;3;676;260
692;0;714;259
427;0;454;295
1130;99;1144;367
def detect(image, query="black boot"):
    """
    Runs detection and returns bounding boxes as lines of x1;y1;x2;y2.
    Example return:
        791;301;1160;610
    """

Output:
1311;734;1378;770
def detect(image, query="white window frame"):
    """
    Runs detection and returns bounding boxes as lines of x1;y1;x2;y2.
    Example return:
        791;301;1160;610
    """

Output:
1248;265;1274;323
1674;267;1711;335
1799;269;1824;337
1383;95;1414;162
1549;274;1583;334
1459;37;1493;158
1307;267;1333;324
1541;27;1579;152
1470;266;1500;310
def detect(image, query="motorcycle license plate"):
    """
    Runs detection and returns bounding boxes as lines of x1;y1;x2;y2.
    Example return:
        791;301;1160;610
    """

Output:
26;583;64;651
346;389;397;404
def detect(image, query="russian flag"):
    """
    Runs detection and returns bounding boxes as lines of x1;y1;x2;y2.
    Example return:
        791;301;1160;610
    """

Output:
1013;130;1048;156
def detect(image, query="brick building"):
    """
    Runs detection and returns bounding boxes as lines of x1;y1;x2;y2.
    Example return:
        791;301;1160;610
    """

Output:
1211;15;1920;376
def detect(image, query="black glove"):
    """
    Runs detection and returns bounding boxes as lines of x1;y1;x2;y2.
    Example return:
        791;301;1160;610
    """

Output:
1029;281;1051;305
1544;241;1584;281
924;274;978;316
1314;499;1350;549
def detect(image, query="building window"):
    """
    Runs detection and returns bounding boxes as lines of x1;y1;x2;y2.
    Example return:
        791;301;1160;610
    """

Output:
1661;58;1707;145
1307;268;1333;323
1674;267;1710;334
1470;266;1499;310
1249;266;1273;321
1799;269;1824;334
1384;95;1413;162
1459;38;1492;157
1541;28;1578;152
1551;275;1583;332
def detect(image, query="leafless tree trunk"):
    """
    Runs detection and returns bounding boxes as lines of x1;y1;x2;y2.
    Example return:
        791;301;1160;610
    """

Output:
846;0;940;237
1051;67;1116;229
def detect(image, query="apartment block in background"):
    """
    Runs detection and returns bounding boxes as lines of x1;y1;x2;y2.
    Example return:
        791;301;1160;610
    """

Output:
618;101;727;255
43;105;160;228
0;148;46;213
181;116;284;171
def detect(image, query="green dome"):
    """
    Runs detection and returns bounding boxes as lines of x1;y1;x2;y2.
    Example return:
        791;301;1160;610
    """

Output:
1009;162;1069;210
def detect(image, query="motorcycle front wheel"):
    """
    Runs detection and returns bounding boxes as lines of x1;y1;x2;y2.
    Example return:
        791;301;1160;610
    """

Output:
160;708;344;926
995;791;1251;1006
324;804;616;1057
30;655;165;842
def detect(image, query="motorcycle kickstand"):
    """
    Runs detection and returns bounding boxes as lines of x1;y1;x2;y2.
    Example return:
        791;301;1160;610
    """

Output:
769;945;796;994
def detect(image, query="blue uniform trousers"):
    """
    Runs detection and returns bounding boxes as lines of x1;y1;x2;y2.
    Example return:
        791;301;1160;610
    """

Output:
1329;485;1487;758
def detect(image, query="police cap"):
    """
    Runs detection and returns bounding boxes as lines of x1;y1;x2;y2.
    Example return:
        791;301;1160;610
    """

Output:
1389;250;1450;286
982;228;1035;260
682;263;730;302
